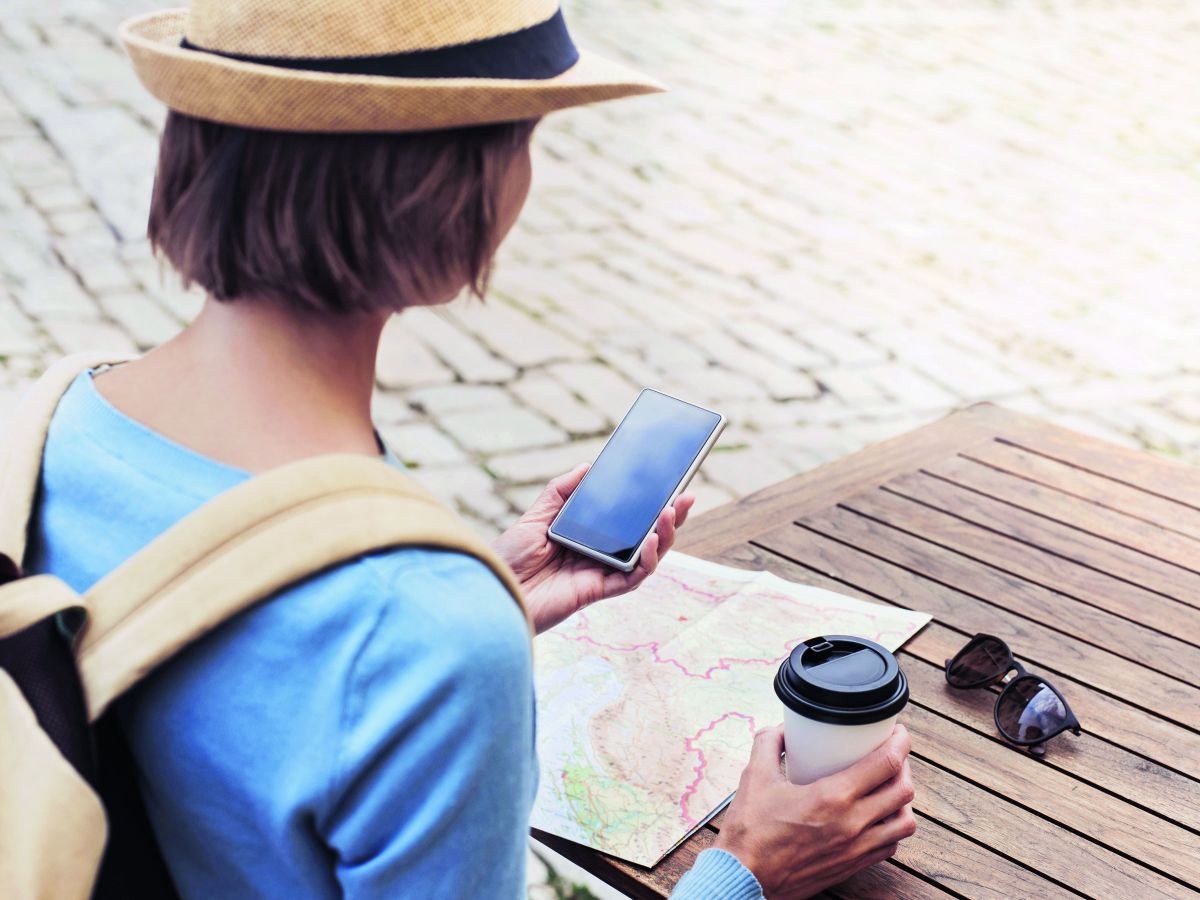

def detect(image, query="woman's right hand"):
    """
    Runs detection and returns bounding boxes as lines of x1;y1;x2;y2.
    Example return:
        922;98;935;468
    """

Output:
713;724;917;898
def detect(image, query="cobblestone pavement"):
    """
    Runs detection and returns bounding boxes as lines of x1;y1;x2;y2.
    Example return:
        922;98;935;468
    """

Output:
3;0;1200;546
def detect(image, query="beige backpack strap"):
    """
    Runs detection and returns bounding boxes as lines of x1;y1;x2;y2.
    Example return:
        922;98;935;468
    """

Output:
0;575;85;640
0;352;133;570
1;666;106;900
77;454;529;722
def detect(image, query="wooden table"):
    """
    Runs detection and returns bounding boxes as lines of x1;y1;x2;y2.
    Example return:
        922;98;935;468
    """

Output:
534;404;1200;898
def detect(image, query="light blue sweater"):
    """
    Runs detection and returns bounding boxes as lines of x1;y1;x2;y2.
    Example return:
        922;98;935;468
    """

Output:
26;372;761;899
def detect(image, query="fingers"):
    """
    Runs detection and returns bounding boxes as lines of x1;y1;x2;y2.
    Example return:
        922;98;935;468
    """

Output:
849;842;901;876
672;492;696;528
655;504;678;554
815;842;900;894
637;532;660;577
855;759;915;829
522;464;589;523
825;725;911;800
746;724;787;782
848;803;917;859
584;494;689;598
600;531;660;599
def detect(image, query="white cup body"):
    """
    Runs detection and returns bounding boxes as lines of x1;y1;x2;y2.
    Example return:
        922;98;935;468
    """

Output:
782;707;899;785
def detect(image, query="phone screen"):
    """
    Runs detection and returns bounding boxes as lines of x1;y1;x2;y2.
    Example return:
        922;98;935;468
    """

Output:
552;389;722;562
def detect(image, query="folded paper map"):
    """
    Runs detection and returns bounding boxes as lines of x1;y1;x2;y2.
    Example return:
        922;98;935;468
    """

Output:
532;552;931;867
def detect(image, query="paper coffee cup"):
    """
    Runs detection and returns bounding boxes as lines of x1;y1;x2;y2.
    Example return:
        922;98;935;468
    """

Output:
774;635;909;785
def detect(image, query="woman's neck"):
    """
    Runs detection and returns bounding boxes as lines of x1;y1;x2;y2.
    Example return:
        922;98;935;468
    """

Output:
94;297;390;472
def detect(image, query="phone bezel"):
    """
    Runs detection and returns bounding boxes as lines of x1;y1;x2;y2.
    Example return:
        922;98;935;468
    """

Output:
546;388;727;573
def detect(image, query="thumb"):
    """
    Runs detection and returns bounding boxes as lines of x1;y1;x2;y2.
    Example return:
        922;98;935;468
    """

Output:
747;724;787;781
549;462;590;502
526;463;589;520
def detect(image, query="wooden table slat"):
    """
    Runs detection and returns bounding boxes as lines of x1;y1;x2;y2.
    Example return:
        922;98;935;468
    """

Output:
967;438;1200;542
899;462;1200;612
840;487;1199;643
894;815;1078;900
883;469;1200;673
997;420;1200;512
825;860;955;899
941;447;1200;579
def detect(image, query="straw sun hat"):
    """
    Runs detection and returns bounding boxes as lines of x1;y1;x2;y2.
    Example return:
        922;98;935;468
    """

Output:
119;0;664;132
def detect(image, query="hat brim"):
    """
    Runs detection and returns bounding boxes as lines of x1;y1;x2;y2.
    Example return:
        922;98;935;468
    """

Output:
120;9;665;132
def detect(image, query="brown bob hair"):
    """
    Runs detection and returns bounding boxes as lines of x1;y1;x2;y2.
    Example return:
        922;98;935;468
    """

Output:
148;112;536;314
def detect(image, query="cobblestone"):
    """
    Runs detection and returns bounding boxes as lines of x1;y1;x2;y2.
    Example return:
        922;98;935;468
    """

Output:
374;317;454;389
408;383;514;416
96;290;180;349
378;422;468;468
509;373;609;436
1;0;1199;546
438;407;566;456
400;307;517;384
407;463;515;533
543;361;641;425
486;437;609;485
700;445;801;498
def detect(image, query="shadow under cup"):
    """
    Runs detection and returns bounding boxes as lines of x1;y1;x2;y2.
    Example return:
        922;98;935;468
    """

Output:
775;636;909;785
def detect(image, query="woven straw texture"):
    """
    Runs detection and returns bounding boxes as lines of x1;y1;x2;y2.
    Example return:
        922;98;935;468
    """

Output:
119;6;663;132
187;0;559;57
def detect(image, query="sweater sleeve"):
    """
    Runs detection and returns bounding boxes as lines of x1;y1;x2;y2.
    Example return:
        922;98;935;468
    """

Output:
670;848;764;900
319;550;536;897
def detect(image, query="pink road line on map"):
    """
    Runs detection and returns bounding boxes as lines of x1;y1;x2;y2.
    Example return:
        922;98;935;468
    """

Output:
555;633;797;680
654;572;741;604
680;712;756;826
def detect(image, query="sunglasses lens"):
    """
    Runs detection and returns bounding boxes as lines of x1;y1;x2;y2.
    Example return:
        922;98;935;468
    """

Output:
997;679;1067;744
947;636;1010;687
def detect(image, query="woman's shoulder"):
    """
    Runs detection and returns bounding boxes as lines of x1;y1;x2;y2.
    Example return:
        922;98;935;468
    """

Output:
354;544;529;649
123;543;529;717
120;544;531;799
187;543;529;683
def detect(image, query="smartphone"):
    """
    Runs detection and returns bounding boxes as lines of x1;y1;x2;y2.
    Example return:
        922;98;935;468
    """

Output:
548;389;726;572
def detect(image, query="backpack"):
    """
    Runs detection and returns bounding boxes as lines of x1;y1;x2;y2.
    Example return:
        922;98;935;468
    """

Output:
0;353;530;899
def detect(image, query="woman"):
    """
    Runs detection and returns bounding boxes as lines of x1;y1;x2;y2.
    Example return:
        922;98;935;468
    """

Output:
28;0;916;896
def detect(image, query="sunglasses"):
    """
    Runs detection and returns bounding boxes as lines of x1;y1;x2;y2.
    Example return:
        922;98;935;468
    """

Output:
944;633;1080;756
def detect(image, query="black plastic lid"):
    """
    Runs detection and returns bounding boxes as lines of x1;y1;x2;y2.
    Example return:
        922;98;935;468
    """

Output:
774;635;909;725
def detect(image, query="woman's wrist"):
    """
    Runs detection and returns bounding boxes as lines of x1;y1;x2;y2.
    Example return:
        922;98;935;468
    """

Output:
670;847;763;899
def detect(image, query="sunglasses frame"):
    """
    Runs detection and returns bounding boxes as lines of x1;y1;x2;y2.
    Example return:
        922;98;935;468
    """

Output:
944;633;1081;756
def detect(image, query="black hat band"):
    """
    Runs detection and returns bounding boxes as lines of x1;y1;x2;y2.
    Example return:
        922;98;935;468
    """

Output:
180;8;579;81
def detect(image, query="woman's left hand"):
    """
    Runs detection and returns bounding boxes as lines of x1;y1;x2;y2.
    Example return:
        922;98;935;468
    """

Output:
493;463;696;635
